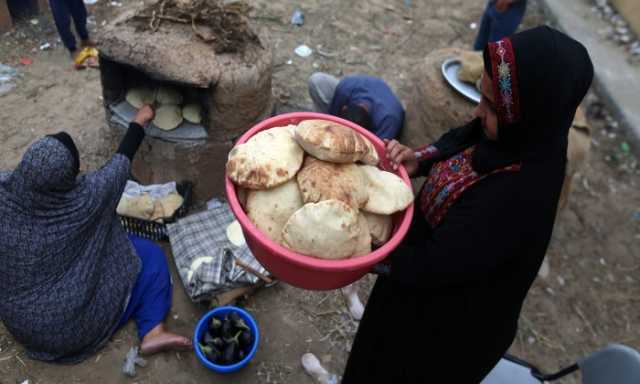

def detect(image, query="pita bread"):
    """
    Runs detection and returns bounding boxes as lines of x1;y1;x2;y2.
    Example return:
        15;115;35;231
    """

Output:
246;179;303;245
458;51;484;85
155;86;183;105
116;193;154;220
296;156;368;209
150;200;165;223
226;126;304;189
158;193;184;218
360;165;413;215
126;87;155;109
153;105;183;131
282;199;359;260
361;136;380;166
182;104;202;124
294;119;377;164
236;187;248;209
226;220;246;247
352;213;372;257
362;211;393;246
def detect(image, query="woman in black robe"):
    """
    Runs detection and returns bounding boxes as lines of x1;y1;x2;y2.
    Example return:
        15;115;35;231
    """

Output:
341;26;594;383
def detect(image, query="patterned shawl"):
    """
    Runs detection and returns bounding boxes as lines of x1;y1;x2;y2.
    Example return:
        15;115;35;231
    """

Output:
0;137;141;363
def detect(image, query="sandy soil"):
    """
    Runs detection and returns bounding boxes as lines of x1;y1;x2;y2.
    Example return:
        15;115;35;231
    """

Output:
0;0;639;383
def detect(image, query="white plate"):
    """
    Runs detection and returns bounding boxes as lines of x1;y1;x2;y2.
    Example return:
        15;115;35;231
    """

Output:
441;58;481;104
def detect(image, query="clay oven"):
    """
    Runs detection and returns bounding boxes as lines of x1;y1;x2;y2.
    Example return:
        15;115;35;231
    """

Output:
97;1;273;200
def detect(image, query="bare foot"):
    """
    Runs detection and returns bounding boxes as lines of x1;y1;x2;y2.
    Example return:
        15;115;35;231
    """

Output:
140;324;192;355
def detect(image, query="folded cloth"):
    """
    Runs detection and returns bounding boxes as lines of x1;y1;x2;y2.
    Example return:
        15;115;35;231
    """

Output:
167;202;268;301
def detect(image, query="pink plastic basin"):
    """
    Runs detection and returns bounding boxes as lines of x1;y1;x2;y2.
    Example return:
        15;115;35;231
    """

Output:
224;112;414;290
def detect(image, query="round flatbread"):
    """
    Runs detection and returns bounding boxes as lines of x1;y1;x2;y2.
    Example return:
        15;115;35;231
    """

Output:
182;103;202;124
458;51;484;85
156;86;183;105
359;165;413;215
246;179;303;246
361;135;380;166
226;126;304;189
126;87;155;109
116;193;154;220
282;199;359;260
296;156;368;209
236;187;248;209
158;193;184;218
362;211;393;246
352;213;372;257
226;220;246;247
153;105;183;131
150;200;165;223
294;119;378;165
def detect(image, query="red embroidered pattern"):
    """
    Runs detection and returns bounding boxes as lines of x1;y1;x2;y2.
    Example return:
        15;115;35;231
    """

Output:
414;144;440;162
488;37;521;125
419;146;521;228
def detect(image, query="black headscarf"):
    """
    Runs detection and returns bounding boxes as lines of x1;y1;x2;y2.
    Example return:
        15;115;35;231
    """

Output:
423;26;594;176
342;26;595;384
49;132;80;176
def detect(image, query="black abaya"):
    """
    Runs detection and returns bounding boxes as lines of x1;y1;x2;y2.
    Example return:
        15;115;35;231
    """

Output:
342;26;594;383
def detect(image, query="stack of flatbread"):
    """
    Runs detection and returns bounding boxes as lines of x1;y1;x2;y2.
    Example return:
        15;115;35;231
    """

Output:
117;192;184;223
226;119;413;260
125;85;203;131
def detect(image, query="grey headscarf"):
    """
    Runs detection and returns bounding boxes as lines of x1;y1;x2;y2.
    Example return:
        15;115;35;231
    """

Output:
0;136;141;363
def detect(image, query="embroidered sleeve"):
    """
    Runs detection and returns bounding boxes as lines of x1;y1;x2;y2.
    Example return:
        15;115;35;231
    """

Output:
414;144;440;162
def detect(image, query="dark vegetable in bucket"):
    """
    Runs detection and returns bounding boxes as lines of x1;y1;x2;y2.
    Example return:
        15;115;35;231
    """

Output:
210;317;222;334
199;343;222;363
203;331;216;345
239;329;252;347
200;312;254;366
221;317;234;338
211;337;224;349
222;340;239;365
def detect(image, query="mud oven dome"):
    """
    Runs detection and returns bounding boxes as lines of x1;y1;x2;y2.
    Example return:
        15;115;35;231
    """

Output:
97;6;273;201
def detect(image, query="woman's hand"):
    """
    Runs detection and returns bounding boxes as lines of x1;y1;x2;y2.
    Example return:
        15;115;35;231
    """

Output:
495;0;515;12
385;139;418;177
133;105;155;126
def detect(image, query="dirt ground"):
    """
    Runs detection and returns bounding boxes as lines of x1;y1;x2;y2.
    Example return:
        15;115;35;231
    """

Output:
1;0;639;383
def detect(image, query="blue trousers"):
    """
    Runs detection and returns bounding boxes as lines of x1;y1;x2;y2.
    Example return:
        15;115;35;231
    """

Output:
473;0;527;51
48;0;89;52
117;235;173;340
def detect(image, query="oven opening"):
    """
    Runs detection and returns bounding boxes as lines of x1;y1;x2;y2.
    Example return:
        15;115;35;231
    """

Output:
101;56;209;143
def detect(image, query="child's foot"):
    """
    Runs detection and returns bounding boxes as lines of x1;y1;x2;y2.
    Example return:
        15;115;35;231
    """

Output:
70;50;86;70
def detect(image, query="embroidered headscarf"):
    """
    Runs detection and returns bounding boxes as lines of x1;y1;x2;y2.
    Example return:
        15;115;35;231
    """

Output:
416;26;593;228
0;135;141;363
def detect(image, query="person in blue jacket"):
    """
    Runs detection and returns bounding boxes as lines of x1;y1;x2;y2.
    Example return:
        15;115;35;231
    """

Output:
307;73;404;140
474;0;528;50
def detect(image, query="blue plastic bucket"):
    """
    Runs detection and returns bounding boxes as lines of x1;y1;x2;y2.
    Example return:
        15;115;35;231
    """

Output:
193;306;260;374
